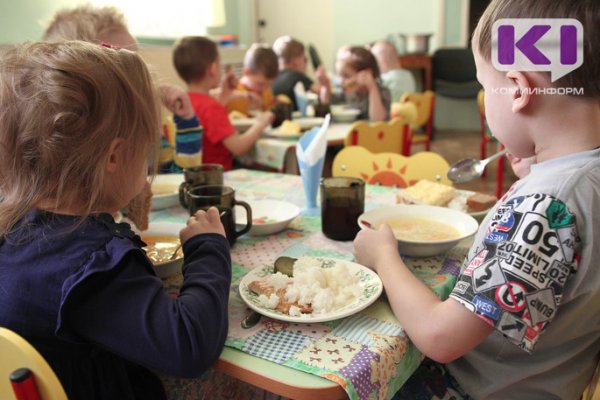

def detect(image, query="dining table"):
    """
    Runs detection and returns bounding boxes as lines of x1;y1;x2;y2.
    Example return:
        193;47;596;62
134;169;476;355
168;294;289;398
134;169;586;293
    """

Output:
232;117;353;174
151;169;470;400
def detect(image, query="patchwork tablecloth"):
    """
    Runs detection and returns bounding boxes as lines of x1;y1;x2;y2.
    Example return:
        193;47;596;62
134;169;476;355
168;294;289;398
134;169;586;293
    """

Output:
154;169;469;400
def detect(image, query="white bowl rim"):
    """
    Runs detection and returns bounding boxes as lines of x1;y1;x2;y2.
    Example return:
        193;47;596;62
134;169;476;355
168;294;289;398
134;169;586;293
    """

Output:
358;204;479;245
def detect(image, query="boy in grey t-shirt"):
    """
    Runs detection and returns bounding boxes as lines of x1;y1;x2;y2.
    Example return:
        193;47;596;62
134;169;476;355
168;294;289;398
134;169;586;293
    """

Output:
353;0;600;398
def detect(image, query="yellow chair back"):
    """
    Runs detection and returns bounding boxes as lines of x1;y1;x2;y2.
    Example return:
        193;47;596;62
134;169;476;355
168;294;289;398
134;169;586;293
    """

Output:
400;90;435;128
390;102;418;125
332;145;452;188
343;118;408;155
0;327;67;400
477;89;485;115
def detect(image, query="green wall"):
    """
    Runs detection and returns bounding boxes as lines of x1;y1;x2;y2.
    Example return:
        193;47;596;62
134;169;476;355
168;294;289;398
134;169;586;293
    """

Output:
0;0;81;43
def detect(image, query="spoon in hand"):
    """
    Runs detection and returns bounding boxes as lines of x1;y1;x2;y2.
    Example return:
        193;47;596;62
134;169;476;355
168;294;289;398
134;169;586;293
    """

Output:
447;149;508;183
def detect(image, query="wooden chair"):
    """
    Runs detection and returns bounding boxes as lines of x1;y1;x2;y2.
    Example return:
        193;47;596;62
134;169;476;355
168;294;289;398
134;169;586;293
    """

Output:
0;327;67;400
343;118;409;155
390;102;417;156
332;145;452;188
477;89;506;198
398;91;435;154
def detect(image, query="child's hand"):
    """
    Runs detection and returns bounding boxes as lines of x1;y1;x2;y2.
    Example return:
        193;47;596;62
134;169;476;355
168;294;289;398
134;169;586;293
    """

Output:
254;111;275;128
353;224;399;272
220;67;238;97
315;66;331;88
159;84;195;119
180;207;226;244
356;69;376;91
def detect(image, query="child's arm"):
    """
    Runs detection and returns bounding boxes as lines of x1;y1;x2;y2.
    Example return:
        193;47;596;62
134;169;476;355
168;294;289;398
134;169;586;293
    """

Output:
222;111;274;156
159;84;195;119
311;66;332;104
354;225;493;363
357;70;387;121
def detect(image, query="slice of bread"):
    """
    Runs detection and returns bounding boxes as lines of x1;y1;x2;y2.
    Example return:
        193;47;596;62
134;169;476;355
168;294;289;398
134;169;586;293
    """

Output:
396;179;456;207
466;192;497;211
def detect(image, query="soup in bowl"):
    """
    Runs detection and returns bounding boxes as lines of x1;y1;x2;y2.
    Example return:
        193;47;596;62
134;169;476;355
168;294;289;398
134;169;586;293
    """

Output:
357;205;479;257
140;222;185;278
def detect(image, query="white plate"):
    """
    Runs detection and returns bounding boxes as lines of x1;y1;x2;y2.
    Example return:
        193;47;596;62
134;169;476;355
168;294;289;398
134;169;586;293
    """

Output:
150;174;183;210
397;187;495;221
295;117;325;130
449;189;496;220
239;258;383;323
230;117;256;130
358;204;479;258
140;222;185;278
263;128;302;139
235;199;300;236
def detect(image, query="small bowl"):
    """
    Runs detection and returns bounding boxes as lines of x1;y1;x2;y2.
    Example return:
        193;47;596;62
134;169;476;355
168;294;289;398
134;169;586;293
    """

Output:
330;106;361;122
150;174;183;210
236;199;300;236
140;222;185;278
358;204;479;257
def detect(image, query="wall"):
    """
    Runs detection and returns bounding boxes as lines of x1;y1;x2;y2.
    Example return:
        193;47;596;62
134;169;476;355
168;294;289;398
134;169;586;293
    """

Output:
0;0;81;43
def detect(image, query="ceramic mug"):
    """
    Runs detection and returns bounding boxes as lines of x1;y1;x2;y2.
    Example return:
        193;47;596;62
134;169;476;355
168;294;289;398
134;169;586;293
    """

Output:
185;185;252;245
179;164;224;209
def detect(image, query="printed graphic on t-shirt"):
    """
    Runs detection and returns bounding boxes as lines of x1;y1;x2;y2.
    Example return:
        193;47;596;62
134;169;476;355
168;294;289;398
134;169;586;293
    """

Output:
450;193;580;352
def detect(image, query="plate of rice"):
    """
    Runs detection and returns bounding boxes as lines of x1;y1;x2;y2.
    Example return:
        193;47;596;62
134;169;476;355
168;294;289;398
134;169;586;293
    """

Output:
238;256;383;323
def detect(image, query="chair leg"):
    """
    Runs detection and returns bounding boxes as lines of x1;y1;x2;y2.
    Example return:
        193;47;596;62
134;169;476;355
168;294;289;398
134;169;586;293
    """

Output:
480;137;488;178
496;153;505;199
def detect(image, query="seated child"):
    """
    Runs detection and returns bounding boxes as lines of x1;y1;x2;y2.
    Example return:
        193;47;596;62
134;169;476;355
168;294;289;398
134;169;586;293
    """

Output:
370;40;416;102
354;0;600;398
173;36;274;170
336;46;391;121
225;43;279;116
42;4;203;173
271;36;331;110
0;41;231;399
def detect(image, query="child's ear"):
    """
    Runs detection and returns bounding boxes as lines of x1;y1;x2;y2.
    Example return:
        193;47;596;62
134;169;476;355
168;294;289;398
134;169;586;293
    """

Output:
242;67;251;77
209;61;220;78
106;138;126;173
506;71;532;113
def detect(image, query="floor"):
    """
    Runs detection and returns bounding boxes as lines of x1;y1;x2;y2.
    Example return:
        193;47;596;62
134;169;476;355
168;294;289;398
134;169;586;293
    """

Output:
427;129;517;197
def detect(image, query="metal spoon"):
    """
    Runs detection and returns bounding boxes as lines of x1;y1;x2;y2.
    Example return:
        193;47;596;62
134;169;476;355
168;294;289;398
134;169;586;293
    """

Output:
240;256;297;329
447;149;508;183
169;244;182;261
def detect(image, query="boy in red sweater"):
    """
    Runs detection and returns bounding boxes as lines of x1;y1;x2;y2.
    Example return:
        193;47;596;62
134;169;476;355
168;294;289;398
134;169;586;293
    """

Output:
173;36;274;170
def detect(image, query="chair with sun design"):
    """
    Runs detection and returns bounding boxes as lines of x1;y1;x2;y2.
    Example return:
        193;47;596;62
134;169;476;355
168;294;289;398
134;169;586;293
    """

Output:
332;145;452;188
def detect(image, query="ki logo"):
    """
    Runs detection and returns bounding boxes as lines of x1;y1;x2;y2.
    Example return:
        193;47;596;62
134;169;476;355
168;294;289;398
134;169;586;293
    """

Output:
492;18;583;82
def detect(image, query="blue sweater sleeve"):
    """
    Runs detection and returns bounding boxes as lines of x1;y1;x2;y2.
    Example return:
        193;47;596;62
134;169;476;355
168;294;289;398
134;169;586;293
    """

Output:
66;233;231;378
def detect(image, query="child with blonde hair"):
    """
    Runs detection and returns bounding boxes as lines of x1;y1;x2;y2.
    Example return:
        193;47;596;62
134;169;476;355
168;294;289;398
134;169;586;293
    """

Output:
44;5;203;173
355;0;600;398
0;41;231;399
336;46;391;121
370;40;416;102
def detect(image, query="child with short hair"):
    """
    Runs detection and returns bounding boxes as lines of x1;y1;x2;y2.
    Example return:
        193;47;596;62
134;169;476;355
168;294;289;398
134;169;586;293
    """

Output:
272;35;331;111
336;46;391;121
370;40;416;102
173;36;274;170
226;43;279;116
0;41;231;399
354;0;600;398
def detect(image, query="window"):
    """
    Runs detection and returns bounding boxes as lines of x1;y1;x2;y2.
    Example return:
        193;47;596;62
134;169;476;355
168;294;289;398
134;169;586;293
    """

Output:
91;0;225;38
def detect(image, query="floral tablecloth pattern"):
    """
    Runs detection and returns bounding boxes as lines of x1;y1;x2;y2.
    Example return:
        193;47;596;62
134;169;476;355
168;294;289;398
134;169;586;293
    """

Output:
154;169;469;400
